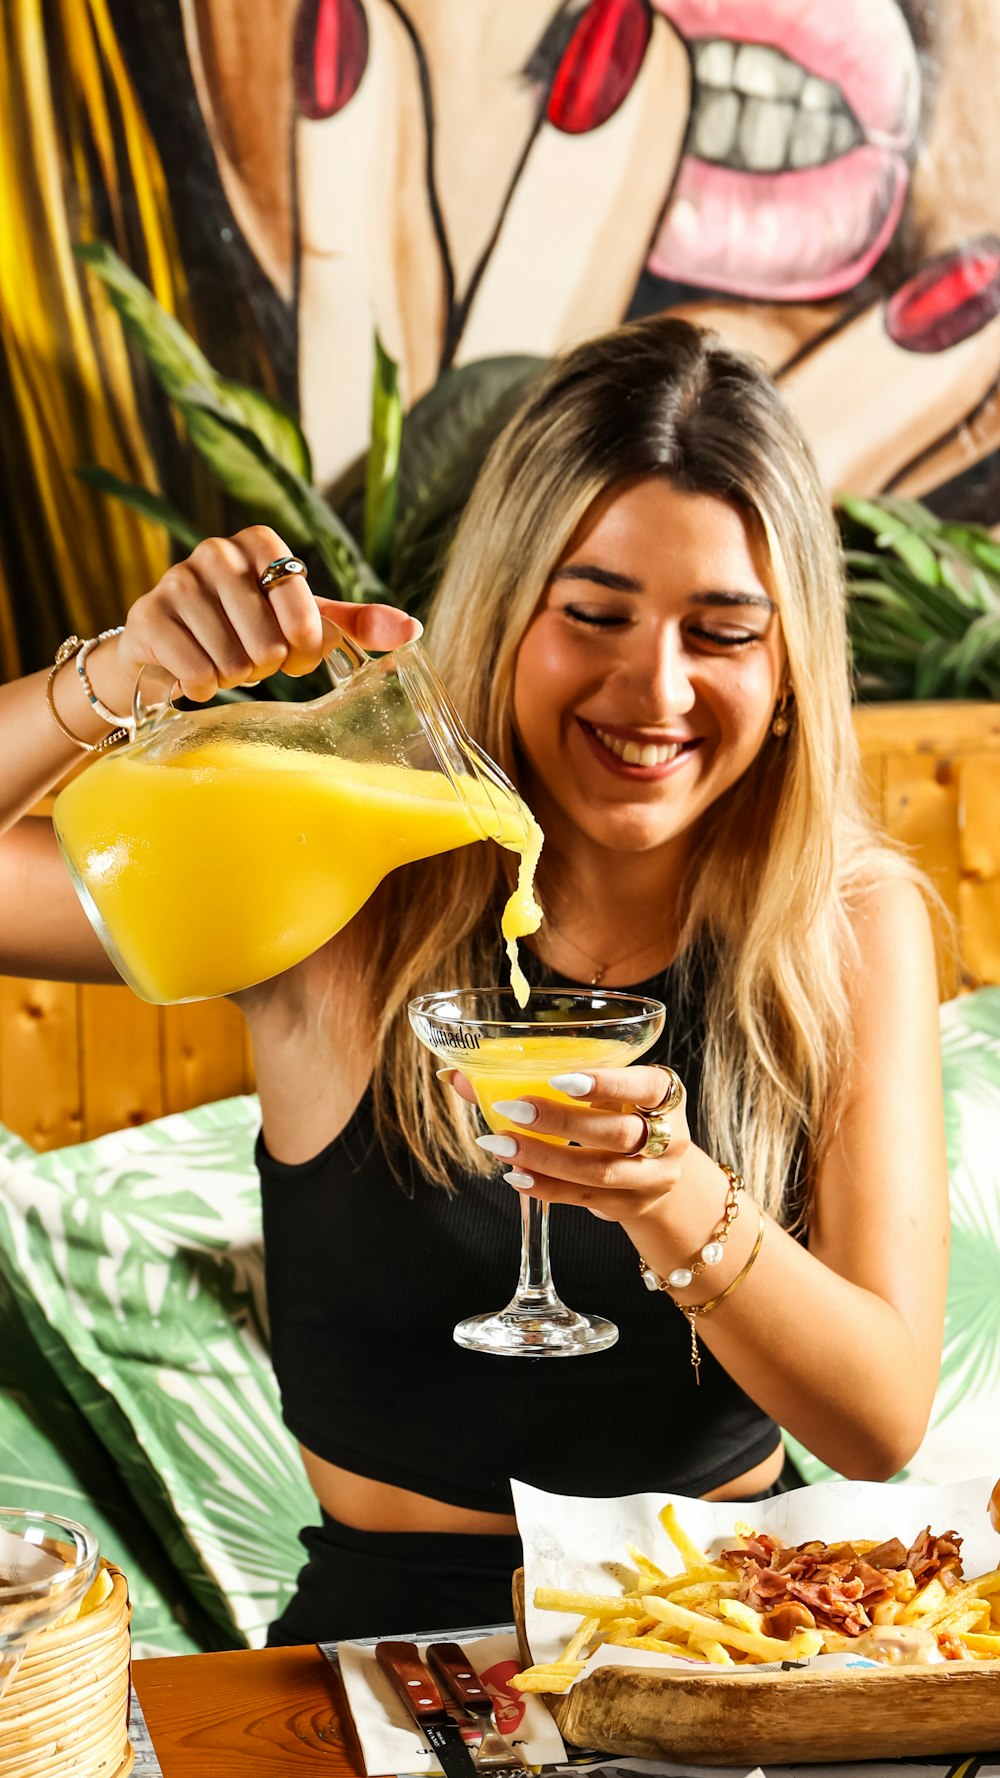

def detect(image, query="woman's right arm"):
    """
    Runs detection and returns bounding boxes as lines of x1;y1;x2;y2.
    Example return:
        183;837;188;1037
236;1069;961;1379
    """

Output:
0;526;421;983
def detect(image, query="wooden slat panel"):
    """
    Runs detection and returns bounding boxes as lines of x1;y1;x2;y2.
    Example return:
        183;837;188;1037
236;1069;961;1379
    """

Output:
882;752;964;1000
0;977;83;1150
162;997;252;1115
79;982;165;1139
958;756;1000;990
854;701;1000;756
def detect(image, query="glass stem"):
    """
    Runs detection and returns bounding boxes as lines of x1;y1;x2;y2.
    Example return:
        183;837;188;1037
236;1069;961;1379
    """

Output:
516;1194;558;1303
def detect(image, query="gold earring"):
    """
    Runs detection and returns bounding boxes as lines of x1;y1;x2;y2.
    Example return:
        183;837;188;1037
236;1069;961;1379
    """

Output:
772;694;791;737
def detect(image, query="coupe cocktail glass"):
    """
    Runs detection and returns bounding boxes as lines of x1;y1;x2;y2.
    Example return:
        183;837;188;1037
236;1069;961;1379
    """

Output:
0;1508;99;1695
408;988;665;1357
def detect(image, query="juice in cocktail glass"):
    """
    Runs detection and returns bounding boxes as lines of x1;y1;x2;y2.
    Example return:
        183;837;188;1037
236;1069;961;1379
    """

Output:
408;989;666;1357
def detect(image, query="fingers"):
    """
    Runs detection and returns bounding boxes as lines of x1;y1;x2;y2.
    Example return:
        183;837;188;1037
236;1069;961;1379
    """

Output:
479;1125;685;1193
487;1095;650;1154
547;1065;686;1115
119;524;420;700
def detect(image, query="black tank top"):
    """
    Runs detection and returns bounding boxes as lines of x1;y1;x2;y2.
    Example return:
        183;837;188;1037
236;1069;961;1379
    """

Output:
258;950;783;1512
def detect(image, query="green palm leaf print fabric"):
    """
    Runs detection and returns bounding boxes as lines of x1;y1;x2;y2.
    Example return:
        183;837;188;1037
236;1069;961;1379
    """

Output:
0;1097;319;1648
788;987;1000;1488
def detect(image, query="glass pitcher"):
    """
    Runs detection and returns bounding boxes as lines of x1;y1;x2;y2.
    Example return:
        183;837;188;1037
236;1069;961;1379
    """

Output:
53;625;531;1005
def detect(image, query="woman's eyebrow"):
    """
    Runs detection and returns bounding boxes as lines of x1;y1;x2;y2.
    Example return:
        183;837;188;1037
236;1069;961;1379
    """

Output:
691;589;776;614
552;563;643;591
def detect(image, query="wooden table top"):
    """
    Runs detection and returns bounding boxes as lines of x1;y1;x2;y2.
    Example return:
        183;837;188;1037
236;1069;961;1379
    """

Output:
133;1645;367;1777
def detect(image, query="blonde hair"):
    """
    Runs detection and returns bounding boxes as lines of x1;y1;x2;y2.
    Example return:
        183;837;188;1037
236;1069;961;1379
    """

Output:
362;317;918;1227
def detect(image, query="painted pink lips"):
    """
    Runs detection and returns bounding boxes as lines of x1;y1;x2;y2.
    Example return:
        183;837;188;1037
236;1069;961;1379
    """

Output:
580;720;699;780
647;0;921;301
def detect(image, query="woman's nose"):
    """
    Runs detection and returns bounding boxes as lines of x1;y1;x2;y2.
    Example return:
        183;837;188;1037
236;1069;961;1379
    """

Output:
631;626;696;718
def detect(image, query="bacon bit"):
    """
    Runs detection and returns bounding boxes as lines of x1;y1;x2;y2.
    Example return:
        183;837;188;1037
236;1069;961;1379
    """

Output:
905;1528;964;1589
937;1628;968;1662
761;1601;817;1639
718;1527;965;1637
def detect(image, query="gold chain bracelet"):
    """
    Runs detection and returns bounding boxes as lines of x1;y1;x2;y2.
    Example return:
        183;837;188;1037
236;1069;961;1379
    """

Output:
45;632;129;753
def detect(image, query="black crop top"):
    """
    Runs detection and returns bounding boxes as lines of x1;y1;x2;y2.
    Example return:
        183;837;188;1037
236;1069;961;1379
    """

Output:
258;950;784;1513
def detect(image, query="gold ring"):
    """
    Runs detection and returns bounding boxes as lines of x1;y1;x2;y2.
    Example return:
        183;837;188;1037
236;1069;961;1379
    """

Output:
631;1109;672;1160
259;556;307;592
636;1066;684;1116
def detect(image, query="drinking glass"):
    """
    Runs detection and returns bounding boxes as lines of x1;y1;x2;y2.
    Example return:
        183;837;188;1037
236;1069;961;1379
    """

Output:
408;988;665;1357
0;1508;99;1695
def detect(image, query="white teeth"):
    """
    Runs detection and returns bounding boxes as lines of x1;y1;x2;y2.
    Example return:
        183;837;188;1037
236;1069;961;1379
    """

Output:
592;726;682;767
689;39;863;173
732;42;805;102
694;89;741;161
694;39;735;89
739;96;796;172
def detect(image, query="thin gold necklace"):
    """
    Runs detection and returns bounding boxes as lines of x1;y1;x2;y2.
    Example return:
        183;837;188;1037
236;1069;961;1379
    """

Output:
540;922;672;987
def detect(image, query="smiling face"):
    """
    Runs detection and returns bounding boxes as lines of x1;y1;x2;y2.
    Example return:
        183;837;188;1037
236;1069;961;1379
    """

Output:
511;477;787;865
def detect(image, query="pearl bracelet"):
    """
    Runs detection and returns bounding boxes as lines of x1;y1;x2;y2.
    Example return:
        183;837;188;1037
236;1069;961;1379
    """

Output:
639;1162;743;1294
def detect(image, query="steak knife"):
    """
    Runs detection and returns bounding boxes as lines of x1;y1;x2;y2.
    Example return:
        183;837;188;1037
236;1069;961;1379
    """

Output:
376;1640;479;1778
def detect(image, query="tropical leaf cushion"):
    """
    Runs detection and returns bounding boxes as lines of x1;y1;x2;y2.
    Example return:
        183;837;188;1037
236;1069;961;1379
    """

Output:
0;1096;320;1649
788;986;1000;1488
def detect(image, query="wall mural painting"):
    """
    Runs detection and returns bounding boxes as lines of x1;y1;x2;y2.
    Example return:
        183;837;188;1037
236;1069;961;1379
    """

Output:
2;0;999;675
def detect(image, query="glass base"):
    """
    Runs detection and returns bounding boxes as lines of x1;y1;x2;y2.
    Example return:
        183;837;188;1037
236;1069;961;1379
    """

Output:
453;1299;619;1357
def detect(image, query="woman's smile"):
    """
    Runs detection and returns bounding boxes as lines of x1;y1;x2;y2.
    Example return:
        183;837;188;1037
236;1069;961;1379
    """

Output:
577;717;702;779
513;477;786;858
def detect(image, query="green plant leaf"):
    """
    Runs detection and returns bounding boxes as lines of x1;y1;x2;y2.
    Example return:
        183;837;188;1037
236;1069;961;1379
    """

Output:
178;387;388;603
364;335;402;579
75;466;202;550
76;240;312;481
391;355;545;608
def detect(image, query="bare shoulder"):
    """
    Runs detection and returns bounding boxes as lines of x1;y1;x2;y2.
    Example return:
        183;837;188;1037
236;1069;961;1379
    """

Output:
841;873;940;1105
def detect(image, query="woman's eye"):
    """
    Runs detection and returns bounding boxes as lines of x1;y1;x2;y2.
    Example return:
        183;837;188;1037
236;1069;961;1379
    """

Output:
564;605;628;628
689;627;761;648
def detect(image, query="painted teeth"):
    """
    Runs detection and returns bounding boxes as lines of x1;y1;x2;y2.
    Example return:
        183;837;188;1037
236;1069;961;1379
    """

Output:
593;726;682;767
690;38;863;173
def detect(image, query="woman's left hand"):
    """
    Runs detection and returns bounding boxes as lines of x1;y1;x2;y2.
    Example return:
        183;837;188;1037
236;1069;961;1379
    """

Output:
445;1065;691;1224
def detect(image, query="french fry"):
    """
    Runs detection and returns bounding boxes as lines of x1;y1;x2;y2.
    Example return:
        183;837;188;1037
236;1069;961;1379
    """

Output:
717;1598;765;1634
658;1502;713;1571
643;1593;824;1662
615;1634;706;1660
625;1543;669;1585
689;1637;735;1665
561;1616;601;1663
534;1587;646;1618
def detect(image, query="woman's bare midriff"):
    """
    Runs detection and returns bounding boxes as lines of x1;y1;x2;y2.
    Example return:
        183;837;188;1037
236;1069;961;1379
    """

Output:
299;1442;786;1535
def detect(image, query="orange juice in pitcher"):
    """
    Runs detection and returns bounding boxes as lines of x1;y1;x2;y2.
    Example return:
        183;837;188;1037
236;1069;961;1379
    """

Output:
53;630;542;1004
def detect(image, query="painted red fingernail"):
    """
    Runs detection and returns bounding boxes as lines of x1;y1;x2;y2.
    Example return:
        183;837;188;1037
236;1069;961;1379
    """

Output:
546;0;651;135
294;0;369;121
885;236;1000;354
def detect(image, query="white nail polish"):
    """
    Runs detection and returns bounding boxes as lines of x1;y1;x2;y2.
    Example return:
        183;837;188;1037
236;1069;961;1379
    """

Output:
548;1073;595;1097
504;1170;535;1190
493;1099;538;1125
476;1133;519;1158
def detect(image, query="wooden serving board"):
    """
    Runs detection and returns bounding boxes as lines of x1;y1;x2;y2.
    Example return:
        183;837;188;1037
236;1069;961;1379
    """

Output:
513;1569;1000;1764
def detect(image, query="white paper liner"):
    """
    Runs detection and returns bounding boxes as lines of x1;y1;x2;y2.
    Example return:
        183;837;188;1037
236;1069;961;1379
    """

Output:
512;1473;1000;1685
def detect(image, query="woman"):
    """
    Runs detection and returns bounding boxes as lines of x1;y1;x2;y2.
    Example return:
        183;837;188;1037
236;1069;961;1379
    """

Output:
0;318;948;1642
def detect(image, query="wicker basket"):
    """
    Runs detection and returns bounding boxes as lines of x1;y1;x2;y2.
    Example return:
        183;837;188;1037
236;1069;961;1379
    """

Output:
0;1563;133;1778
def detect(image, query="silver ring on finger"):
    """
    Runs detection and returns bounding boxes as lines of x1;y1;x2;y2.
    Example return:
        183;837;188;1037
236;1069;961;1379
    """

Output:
636;1066;684;1116
259;556;307;593
630;1108;672;1160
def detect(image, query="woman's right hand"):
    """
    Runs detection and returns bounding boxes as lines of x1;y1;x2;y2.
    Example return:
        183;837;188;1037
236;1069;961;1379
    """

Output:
94;526;421;709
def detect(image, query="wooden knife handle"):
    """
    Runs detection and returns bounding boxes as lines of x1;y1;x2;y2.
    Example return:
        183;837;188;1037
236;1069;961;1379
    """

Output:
427;1643;490;1712
376;1641;446;1722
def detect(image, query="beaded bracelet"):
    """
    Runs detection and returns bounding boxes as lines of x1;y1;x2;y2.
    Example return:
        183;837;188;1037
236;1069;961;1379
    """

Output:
75;627;128;726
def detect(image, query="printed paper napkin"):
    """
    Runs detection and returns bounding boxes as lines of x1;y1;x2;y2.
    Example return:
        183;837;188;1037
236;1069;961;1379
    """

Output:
338;1628;567;1775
